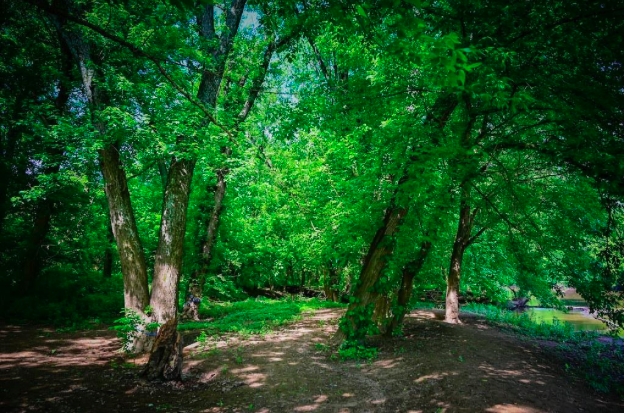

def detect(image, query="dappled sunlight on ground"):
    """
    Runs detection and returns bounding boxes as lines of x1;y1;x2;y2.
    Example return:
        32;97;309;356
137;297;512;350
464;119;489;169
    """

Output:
0;308;622;412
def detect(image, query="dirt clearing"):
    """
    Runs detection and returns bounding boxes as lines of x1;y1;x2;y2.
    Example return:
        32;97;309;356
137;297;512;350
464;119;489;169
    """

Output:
0;309;622;412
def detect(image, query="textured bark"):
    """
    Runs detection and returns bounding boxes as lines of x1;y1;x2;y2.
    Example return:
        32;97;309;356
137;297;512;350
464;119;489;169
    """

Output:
336;206;408;341
445;98;480;324
142;318;183;381
100;144;150;313
150;159;196;323
445;197;471;324
189;167;227;297
333;95;458;342
53;12;151;316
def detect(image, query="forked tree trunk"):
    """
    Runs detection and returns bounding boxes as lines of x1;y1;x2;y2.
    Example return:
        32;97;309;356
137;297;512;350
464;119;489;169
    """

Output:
150;158;196;323
333;95;457;343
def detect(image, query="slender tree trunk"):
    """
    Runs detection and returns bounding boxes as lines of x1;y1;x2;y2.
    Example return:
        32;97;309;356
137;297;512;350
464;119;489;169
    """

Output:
189;167;227;297
323;264;340;302
445;188;472;324
386;241;432;334
150;158;196;323
102;221;114;278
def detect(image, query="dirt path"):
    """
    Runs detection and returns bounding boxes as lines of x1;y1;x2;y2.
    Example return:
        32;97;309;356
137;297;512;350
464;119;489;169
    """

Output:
0;309;622;413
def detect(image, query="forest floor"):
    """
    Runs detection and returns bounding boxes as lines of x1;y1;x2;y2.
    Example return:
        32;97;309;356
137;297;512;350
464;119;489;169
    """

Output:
0;308;623;413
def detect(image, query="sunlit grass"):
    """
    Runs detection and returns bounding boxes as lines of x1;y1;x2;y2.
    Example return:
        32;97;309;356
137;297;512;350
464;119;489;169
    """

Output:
178;297;345;337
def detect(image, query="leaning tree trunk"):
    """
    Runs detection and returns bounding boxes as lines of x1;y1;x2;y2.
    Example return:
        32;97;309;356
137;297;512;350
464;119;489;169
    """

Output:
385;240;432;335
100;144;151;315
335;206;408;342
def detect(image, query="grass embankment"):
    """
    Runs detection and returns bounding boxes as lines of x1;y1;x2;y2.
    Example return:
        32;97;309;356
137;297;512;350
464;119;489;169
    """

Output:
414;302;623;395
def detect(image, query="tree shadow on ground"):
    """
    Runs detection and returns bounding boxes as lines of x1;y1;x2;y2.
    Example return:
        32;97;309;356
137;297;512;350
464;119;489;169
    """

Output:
0;309;622;412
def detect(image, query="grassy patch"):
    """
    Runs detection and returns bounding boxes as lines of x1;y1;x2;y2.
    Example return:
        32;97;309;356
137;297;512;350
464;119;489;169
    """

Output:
179;297;344;338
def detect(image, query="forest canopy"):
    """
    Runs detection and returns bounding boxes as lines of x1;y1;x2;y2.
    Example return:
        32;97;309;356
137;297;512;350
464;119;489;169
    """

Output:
0;0;623;379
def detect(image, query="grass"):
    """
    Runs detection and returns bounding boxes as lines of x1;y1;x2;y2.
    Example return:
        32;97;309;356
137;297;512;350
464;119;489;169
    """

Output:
460;303;580;341
178;297;345;338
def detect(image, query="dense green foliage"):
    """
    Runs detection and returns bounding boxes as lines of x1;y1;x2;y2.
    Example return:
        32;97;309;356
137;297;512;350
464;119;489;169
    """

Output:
0;0;622;357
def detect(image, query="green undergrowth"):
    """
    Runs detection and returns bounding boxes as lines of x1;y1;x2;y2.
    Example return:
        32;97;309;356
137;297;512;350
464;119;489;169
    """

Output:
178;297;345;338
0;269;123;327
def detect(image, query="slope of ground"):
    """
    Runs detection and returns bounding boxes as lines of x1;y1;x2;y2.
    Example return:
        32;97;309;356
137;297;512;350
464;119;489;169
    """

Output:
0;308;622;412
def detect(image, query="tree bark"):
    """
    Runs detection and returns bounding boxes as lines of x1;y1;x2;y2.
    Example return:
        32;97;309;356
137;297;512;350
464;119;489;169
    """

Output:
142;318;183;381
52;11;151;318
336;206;408;341
386;241;432;334
323;264;340;302
150;158;196;323
189;167;227;297
445;195;472;324
99;144;151;313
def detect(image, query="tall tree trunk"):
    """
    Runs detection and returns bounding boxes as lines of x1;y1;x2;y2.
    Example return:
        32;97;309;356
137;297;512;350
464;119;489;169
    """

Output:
188;167;227;297
150;158;196;323
333;95;457;343
444;97;481;324
445;194;471;324
99;144;150;314
53;12;151;326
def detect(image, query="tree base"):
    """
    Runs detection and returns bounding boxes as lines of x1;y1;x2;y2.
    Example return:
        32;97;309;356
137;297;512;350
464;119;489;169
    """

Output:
142;318;183;381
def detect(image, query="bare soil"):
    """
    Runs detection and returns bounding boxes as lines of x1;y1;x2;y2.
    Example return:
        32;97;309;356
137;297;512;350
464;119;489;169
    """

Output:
0;309;622;413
